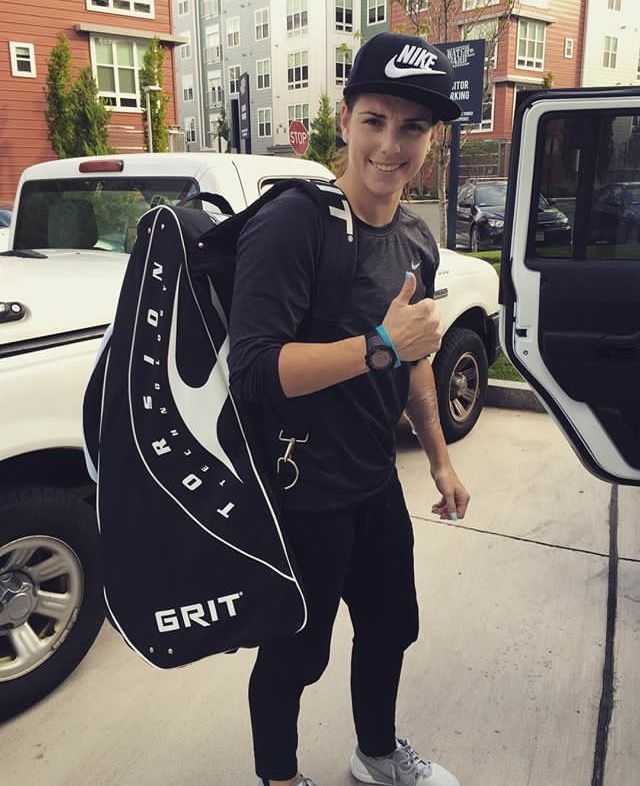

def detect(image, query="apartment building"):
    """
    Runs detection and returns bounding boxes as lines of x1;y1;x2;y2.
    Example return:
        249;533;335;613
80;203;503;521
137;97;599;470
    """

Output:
0;0;183;204
172;0;224;150
581;0;640;87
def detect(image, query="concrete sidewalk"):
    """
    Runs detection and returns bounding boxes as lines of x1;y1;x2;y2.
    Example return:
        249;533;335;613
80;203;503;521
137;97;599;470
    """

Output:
1;408;638;786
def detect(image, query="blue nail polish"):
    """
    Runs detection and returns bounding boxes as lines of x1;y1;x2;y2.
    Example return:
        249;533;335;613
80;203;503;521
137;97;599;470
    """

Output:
449;512;458;521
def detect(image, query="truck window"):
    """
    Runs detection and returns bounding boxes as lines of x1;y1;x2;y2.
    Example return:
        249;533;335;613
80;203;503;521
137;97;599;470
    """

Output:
529;111;640;261
13;177;199;253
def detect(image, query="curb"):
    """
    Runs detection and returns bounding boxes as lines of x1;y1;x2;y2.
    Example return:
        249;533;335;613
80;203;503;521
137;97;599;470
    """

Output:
486;378;547;414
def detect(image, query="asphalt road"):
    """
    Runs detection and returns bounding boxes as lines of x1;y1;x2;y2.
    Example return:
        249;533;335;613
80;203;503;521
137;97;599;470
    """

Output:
2;407;639;786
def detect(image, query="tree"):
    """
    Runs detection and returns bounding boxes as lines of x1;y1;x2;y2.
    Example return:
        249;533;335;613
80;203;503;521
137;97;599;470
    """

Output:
139;37;170;152
306;93;337;169
217;106;230;152
68;67;113;156
45;34;73;157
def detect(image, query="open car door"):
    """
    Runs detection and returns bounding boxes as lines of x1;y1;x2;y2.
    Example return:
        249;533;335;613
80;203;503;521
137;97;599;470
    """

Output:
500;86;640;486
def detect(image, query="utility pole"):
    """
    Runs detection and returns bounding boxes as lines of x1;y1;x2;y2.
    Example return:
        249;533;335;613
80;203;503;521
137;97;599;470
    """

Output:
143;84;161;152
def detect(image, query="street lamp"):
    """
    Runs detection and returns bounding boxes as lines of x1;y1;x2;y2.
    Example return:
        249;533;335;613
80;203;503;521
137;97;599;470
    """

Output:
143;85;161;153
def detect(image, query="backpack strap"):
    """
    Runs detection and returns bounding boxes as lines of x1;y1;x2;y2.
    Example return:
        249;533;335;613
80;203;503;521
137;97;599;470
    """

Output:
292;181;358;326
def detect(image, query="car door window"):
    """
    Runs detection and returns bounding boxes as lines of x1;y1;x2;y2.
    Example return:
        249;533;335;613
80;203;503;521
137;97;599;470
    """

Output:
531;112;640;259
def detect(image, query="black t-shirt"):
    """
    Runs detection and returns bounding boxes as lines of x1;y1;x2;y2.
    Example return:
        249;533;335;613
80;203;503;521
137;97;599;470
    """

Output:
228;188;439;511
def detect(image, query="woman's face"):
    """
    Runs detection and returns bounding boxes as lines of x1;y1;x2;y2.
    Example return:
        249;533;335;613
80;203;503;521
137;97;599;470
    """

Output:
340;93;437;202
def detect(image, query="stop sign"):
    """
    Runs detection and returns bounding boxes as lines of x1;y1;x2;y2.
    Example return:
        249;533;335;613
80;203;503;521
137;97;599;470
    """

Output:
289;120;309;156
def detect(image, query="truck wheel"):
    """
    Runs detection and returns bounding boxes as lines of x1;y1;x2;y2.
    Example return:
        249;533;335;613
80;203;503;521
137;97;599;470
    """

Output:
432;327;488;444
0;486;104;721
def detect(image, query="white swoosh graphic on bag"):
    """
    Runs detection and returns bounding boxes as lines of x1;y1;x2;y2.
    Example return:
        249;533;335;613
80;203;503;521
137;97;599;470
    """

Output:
167;269;241;481
384;56;446;79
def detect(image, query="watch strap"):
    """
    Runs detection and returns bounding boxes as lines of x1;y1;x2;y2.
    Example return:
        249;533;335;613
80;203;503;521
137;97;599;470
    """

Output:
375;325;401;368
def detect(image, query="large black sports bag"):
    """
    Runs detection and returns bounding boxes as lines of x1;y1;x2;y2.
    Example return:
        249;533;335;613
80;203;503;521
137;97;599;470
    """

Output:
83;180;356;668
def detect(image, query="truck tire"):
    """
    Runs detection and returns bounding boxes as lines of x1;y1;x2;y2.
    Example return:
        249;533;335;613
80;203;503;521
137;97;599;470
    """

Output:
432;327;488;444
0;486;104;721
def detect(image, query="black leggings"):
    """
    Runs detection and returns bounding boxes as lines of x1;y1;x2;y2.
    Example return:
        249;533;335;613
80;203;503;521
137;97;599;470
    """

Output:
249;472;419;782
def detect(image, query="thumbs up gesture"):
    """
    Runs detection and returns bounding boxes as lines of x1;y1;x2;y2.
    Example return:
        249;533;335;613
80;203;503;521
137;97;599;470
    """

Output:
382;272;443;361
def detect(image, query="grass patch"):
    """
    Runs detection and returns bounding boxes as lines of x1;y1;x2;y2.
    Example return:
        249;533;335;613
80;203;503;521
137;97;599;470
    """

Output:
461;249;502;264
489;351;523;382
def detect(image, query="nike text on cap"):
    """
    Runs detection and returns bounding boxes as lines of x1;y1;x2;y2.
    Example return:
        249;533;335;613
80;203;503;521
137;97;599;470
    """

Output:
343;33;461;123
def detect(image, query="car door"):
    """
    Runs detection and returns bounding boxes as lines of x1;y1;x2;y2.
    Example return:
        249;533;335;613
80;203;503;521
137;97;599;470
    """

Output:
500;86;640;486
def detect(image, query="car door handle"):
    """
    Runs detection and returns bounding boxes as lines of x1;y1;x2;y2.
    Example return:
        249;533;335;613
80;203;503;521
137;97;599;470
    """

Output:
0;302;26;323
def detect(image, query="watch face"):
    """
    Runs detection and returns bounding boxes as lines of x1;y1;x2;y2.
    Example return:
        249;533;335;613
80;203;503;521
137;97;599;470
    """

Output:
368;346;394;371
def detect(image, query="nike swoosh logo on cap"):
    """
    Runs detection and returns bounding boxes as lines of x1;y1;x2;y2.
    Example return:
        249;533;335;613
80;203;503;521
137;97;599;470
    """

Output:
384;56;446;79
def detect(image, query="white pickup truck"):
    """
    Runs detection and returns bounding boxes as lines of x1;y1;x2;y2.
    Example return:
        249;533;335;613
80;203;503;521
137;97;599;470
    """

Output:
0;152;499;720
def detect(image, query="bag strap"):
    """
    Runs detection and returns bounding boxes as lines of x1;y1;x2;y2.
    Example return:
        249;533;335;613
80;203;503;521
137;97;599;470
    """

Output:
291;180;358;325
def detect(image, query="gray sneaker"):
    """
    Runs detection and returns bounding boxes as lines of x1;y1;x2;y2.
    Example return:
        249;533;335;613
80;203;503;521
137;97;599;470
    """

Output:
350;738;460;786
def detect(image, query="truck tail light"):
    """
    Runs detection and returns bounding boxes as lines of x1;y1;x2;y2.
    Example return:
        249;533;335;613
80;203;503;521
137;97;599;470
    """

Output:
79;160;124;173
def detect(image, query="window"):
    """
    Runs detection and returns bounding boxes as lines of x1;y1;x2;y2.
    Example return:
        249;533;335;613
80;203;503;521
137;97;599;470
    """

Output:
534;112;640;260
229;65;241;95
185;117;196;143
182;74;194;102
564;38;574;59
286;0;308;33
516;19;546;70
288;50;309;89
92;36;147;109
255;8;269;40
607;0;621;9
178;1;188;14
9;42;36;78
462;0;499;9
87;0;153;18
179;34;191;60
209;75;222;105
405;0;429;11
603;36;618;69
227;17;240;48
205;31;220;63
258;108;272;137
256;59;271;90
367;0;385;24
202;0;219;17
469;83;494;133
336;0;353;32
288;103;309;129
335;46;352;86
13;177;199;253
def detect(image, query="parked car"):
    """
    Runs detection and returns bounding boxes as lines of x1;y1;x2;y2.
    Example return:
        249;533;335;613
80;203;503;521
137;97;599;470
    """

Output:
590;181;640;244
456;178;571;251
0;207;11;252
0;152;499;721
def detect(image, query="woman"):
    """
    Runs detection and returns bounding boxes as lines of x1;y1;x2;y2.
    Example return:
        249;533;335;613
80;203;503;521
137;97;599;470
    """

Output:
229;32;469;786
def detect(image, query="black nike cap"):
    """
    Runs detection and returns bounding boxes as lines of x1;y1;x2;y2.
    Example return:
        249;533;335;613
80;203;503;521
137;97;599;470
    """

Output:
343;33;461;122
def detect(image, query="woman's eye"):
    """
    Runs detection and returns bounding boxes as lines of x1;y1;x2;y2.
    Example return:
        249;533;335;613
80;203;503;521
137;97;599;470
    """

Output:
405;123;428;134
364;117;382;127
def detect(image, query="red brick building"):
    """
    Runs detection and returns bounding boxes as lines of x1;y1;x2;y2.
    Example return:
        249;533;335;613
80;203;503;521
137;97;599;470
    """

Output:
390;0;586;144
0;0;183;204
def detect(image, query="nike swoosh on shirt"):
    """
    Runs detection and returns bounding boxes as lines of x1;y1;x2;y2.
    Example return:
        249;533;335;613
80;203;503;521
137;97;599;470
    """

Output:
384;57;446;79
166;268;241;481
411;260;421;270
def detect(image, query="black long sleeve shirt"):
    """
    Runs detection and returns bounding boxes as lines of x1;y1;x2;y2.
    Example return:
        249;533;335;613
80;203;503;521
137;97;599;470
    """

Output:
228;188;439;511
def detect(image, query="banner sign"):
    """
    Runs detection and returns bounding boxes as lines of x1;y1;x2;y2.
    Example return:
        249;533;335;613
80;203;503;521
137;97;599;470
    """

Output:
436;39;486;125
239;72;251;139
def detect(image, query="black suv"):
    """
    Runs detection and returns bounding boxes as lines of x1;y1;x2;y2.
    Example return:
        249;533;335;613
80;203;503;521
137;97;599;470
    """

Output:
456;179;571;251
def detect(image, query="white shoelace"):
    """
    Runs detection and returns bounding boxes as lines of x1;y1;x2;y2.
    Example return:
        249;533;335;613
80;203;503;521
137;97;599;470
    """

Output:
396;739;433;779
